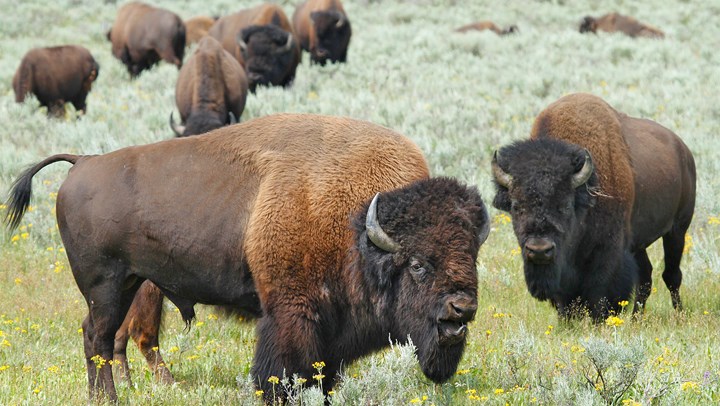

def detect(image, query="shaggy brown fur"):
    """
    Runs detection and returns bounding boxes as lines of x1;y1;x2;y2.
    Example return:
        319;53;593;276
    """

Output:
292;0;351;65
184;15;216;46
5;114;491;402
108;2;186;77
455;21;517;35
13;45;99;117
171;36;248;136
579;12;665;39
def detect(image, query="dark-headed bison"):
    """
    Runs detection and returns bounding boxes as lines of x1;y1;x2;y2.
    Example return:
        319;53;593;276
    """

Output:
491;93;695;321
579;12;665;39
13;45;99;117
107;2;186;77
209;3;300;91
455;21;518;36
293;0;352;65
5;114;490;402
170;36;248;137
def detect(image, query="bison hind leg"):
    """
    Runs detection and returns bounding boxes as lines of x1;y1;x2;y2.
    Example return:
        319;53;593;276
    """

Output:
662;226;688;311
633;249;653;313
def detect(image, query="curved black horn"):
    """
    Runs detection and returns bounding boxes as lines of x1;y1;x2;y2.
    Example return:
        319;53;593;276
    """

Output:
169;112;185;137
491;150;512;188
366;193;401;253
280;33;293;52
477;205;491;246
228;111;237;124
571;150;594;188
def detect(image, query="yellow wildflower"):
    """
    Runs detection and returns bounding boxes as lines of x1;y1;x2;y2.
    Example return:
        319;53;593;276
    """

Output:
681;381;698;391
605;316;624;327
312;361;326;370
494;388;504;395
268;376;279;385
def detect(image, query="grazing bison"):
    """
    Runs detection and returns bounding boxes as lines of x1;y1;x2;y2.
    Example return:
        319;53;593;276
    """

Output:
170;36;249;137
455;21;518;36
184;15;217;46
491;93;695;321
13;45;99;117
5;114;490;402
209;3;300;91
107;2;186;77
579;12;665;39
292;0;351;65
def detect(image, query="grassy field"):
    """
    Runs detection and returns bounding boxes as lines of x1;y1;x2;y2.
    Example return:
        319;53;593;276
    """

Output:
1;0;720;404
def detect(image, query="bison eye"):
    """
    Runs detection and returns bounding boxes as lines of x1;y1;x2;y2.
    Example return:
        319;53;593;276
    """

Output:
409;259;426;276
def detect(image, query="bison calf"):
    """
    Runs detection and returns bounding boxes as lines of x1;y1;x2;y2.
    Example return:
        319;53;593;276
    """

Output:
293;0;352;65
13;45;99;117
579;12;665;39
5;114;490;402
108;1;186;77
492;93;695;321
170;36;249;137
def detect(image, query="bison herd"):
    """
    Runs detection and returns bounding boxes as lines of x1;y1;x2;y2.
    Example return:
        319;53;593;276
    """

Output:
5;1;694;404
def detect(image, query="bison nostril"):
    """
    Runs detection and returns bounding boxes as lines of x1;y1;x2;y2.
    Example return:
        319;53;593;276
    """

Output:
448;301;477;321
525;238;556;262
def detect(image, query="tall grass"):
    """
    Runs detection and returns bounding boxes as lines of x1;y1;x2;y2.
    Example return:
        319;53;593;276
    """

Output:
1;0;719;404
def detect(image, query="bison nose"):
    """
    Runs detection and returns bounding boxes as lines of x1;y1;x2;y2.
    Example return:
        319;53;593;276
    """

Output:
448;300;477;323
525;238;555;263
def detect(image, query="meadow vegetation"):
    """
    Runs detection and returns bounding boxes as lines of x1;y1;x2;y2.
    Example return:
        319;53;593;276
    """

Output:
1;0;719;404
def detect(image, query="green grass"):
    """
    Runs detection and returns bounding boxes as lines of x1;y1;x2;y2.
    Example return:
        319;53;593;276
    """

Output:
2;0;720;404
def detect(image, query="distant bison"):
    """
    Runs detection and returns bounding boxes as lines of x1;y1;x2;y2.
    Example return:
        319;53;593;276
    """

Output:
579;12;664;39
184;15;217;46
455;21;518;36
13;45;99;117
492;93;695;320
209;3;300;91
170;36;249;137
5;114;490;402
107;2;186;77
292;0;351;65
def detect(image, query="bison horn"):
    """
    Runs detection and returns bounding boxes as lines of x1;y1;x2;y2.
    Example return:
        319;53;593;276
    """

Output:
237;37;248;54
280;33;293;52
336;14;346;28
571;150;594;189
169;112;185;137
366;193;401;253
491;150;512;188
228;111;237;124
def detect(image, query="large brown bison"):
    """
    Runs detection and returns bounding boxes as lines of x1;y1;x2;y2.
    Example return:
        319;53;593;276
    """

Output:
209;3;300;91
292;0;351;65
491;93;695;321
5;114;490;402
13;45;99;117
169;36;249;137
184;15;216;46
107;2;186;77
455;21;518;36
579;12;665;39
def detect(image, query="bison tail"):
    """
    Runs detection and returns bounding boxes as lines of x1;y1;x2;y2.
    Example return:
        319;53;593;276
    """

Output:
4;154;81;231
173;20;187;67
13;59;33;103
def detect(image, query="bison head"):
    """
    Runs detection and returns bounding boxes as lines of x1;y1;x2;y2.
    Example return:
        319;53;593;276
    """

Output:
237;25;295;91
579;16;598;34
492;139;598;302
356;177;489;383
169;111;236;137
309;10;351;65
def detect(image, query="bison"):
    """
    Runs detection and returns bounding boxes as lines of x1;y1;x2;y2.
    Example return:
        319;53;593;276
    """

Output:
455;21;518;36
209;3;301;91
13;45;99;117
169;36;249;137
491;93;695;321
5;114;490;402
292;0;351;65
184;15;217;46
107;2;186;77
579;12;665;39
